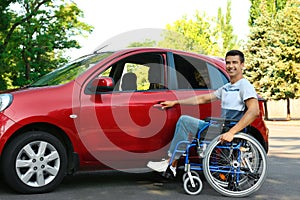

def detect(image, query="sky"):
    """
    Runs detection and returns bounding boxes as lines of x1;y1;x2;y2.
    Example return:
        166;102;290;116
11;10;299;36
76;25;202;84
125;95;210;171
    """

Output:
69;0;251;59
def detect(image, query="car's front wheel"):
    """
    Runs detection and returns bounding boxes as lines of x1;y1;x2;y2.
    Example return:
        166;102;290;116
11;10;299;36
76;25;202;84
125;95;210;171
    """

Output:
1;131;67;193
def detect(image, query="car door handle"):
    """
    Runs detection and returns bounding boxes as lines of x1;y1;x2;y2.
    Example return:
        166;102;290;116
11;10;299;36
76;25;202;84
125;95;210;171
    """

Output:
153;104;165;110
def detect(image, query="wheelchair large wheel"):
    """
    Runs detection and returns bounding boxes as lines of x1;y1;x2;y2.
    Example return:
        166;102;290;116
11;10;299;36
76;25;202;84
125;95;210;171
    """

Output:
203;133;267;197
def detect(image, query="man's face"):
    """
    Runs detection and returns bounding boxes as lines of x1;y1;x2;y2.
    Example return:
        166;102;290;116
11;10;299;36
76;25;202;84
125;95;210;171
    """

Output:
225;55;244;78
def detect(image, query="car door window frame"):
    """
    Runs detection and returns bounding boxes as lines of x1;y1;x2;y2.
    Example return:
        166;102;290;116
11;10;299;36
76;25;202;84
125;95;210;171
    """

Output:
85;52;168;94
171;53;229;90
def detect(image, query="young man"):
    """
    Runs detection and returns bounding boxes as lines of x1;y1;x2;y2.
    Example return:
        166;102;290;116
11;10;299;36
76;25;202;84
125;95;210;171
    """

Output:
147;50;260;176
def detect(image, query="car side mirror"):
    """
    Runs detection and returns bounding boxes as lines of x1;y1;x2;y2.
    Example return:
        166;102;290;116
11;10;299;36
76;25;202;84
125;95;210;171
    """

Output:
88;77;115;93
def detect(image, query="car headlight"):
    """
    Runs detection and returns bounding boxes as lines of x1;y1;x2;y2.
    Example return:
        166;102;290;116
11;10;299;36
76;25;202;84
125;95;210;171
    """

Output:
0;94;13;112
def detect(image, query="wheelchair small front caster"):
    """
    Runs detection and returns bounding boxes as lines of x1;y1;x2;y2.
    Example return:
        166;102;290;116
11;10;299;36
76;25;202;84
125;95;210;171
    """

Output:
183;176;203;195
182;170;199;182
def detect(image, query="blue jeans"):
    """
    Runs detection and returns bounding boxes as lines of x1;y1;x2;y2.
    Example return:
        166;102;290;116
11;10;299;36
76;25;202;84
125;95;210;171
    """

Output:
168;115;207;159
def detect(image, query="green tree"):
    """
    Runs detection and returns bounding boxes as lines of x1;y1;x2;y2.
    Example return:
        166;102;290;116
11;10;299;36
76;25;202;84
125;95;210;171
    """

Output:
0;0;93;90
158;11;214;54
128;38;157;48
158;0;239;56
245;0;300;120
249;0;287;26
214;1;239;56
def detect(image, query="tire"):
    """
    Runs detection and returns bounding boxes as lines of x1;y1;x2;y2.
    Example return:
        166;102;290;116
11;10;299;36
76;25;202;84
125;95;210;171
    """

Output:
182;170;199;182
1;131;68;193
183;175;203;195
202;133;267;197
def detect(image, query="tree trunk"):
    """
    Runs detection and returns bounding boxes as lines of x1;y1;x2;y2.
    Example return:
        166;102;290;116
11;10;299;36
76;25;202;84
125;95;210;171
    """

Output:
264;100;269;120
22;49;31;81
287;98;291;121
25;61;30;80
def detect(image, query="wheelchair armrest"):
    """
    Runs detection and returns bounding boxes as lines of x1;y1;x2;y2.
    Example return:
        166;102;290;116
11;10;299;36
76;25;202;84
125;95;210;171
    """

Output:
204;117;239;124
204;117;245;132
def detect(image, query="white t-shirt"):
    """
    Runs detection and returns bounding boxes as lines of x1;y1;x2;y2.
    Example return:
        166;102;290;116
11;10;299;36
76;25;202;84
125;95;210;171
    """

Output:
214;78;257;120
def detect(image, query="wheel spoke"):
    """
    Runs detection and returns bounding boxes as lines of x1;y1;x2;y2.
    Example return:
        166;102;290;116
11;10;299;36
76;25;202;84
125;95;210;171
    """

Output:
45;151;59;162
45;165;59;176
16;159;32;168
23;144;36;159
36;170;45;186
244;156;254;173
21;168;35;183
37;141;48;156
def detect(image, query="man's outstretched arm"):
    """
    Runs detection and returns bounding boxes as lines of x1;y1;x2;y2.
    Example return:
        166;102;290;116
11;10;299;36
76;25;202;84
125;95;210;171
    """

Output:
160;93;218;109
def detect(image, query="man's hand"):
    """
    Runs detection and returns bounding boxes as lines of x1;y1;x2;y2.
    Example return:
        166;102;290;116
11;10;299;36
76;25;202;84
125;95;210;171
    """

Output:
160;100;177;109
219;131;235;143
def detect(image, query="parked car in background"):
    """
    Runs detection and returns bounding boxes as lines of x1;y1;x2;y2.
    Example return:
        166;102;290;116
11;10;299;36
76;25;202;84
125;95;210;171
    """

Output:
0;47;269;193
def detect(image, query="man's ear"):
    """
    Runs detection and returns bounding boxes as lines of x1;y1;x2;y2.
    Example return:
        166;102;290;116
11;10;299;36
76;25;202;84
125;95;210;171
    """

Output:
241;63;245;71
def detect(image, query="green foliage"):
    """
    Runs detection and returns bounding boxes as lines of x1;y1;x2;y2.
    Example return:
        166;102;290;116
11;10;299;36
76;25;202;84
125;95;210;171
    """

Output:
158;0;239;57
126;64;150;90
159;12;213;54
245;0;300;101
0;0;93;89
214;1;239;55
128;39;157;48
249;0;288;26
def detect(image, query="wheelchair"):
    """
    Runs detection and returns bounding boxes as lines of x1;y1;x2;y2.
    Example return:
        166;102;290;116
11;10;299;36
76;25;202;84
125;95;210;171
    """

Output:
169;117;268;197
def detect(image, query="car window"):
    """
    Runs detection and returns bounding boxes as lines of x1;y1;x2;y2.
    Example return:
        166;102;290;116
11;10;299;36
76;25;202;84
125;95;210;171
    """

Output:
98;52;166;92
173;54;228;90
207;63;229;90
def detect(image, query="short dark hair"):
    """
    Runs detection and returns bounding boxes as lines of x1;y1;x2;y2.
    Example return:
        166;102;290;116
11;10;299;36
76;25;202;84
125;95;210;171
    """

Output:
225;50;245;63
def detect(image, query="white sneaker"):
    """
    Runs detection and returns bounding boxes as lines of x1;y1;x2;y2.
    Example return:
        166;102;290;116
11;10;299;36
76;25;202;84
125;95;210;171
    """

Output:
199;143;207;158
170;165;177;177
147;160;169;172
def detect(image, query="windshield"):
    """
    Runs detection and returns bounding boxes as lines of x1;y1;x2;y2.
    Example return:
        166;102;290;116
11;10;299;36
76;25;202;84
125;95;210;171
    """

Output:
31;52;113;87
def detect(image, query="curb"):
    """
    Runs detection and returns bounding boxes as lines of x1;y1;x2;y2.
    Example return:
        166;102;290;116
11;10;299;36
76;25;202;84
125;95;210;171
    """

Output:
264;120;300;126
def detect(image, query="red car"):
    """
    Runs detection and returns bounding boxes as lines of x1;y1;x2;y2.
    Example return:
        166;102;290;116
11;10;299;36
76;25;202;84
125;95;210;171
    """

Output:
0;47;269;193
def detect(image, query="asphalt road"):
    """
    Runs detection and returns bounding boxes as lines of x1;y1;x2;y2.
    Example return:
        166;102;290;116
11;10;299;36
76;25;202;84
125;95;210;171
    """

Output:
0;121;299;200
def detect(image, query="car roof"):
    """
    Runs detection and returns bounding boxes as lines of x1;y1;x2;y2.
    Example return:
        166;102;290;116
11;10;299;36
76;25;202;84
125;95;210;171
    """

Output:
94;47;226;70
